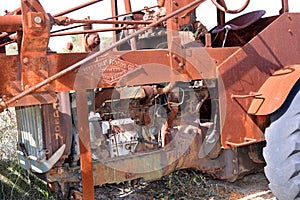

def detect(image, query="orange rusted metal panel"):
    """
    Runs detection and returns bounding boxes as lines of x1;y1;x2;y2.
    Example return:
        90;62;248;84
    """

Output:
248;65;300;115
218;13;300;148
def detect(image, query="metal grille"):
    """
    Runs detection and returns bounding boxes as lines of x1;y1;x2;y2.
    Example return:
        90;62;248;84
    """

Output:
16;105;45;160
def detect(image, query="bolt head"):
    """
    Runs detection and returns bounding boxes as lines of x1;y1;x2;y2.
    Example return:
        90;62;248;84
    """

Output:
34;16;42;24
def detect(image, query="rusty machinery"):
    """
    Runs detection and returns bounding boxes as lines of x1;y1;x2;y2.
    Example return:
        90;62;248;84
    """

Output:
0;0;300;199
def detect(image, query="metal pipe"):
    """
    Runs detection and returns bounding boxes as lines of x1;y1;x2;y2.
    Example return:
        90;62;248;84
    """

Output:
124;0;132;13
158;0;165;7
0;0;207;111
105;5;158;20
53;0;102;17
111;0;118;46
280;0;289;13
51;27;135;37
0;16;22;32
211;0;250;14
50;24;85;34
66;18;153;25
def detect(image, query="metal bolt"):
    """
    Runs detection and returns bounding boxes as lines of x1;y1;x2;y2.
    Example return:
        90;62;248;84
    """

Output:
24;85;30;90
40;57;47;64
23;57;29;64
178;62;184;67
34;16;42;24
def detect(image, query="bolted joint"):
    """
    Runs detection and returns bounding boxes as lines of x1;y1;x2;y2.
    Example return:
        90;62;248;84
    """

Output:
34;16;42;24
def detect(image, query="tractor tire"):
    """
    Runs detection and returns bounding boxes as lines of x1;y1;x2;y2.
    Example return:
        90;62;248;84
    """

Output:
263;82;300;200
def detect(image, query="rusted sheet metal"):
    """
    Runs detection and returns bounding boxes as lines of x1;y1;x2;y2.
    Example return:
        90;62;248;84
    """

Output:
0;55;56;106
41;93;73;165
0;53;87;107
218;13;300;148
53;49;216;91
205;47;239;66
91;131;263;186
0;45;217;106
48;53;88;91
248;65;300;115
0;55;22;96
0;16;22;32
76;90;95;200
120;49;216;80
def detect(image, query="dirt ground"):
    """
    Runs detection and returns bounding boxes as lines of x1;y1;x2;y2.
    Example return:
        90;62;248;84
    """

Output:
208;172;276;200
93;171;276;200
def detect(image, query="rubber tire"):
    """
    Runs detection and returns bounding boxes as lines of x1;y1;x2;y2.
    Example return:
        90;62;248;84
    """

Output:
263;82;300;200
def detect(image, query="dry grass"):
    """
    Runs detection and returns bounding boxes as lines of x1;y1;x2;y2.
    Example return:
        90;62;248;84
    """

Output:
0;109;56;200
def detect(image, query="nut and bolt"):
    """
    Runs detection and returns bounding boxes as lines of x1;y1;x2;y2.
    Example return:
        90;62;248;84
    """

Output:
34;16;42;24
23;57;29;64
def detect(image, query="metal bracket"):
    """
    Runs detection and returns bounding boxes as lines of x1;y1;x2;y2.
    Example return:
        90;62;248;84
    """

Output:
18;144;66;173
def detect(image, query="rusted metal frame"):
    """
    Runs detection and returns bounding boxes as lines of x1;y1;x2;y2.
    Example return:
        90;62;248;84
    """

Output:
51;27;135;37
0;0;206;112
20;0;51;89
76;90;95;200
53;0;103;17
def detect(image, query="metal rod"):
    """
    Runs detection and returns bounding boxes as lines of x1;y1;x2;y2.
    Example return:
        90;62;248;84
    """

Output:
111;0;118;46
280;0;289;13
0;15;22;32
124;0;132;13
76;90;95;200
0;40;15;48
51;27;134;37
53;0;102;17
50;24;85;34
0;0;207;110
50;5;158;35
105;5;158;20
67;18;153;25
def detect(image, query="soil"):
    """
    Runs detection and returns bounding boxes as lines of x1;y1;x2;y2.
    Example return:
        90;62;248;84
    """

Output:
93;171;276;200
